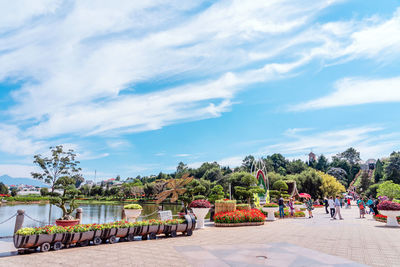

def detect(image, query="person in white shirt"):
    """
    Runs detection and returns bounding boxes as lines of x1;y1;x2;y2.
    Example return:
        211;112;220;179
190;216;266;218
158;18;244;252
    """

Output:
328;196;335;218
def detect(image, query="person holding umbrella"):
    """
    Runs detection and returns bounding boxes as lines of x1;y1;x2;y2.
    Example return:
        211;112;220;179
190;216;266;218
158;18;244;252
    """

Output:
300;193;313;218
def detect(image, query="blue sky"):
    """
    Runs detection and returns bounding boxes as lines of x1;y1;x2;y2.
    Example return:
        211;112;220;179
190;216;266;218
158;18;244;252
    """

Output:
1;0;400;181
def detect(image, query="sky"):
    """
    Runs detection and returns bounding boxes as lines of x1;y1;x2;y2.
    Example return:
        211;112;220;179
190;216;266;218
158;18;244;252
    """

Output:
1;0;400;181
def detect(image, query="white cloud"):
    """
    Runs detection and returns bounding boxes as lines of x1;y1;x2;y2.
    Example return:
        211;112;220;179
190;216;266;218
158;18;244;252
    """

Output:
175;154;191;157
262;126;400;160
0;124;45;155
291;76;400;110
218;156;244;167
0;164;38;177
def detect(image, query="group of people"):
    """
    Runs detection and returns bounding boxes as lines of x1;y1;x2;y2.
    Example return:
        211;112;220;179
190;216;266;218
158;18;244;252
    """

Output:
323;196;380;220
277;197;314;219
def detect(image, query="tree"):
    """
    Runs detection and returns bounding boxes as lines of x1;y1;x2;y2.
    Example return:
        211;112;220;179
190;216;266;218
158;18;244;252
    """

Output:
318;171;345;197
40;187;49;196
296;169;323;199
232;172;265;204
267;153;288;173
334;147;361;165
385;152;400;184
359;171;371;192
286;159;307;174
377;181;400;200
202;168;222;182
11;188;17;197
374;159;384;183
208;185;225;203
272;180;288;193
50;176;79;220
0;182;8;195
315;155;329;172
31;145;82;193
241;155;255;172
327;167;348;186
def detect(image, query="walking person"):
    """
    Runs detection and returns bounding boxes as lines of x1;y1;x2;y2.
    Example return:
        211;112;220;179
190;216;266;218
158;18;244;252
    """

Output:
333;196;343;220
328;196;335;218
367;197;374;215
347;197;351;209
357;197;366;218
278;197;285;219
373;198;379;215
288;198;295;217
305;197;314;218
324;198;329;214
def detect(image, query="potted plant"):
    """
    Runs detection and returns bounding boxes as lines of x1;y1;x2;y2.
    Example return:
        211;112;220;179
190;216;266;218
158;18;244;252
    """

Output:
262;203;279;221
124;204;143;222
189;199;211;229
377;201;400;227
51;177;80;226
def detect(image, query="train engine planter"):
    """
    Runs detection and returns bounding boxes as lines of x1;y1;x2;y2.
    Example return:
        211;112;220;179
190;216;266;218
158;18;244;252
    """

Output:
14;215;197;253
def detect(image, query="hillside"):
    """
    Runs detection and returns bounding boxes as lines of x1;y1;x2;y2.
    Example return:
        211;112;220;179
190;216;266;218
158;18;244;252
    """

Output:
0;175;47;187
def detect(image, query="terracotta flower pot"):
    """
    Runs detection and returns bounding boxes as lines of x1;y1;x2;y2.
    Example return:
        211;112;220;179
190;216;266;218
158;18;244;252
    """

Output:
55;219;80;227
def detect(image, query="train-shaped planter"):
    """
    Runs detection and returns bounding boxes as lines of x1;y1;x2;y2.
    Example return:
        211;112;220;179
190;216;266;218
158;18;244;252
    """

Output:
14;214;196;253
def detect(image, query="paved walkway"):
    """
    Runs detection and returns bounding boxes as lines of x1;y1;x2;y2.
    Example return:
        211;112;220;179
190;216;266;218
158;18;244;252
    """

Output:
0;206;399;266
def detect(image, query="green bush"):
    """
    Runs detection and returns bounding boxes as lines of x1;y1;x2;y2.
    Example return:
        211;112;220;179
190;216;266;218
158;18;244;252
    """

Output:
123;204;142;209
193;195;206;200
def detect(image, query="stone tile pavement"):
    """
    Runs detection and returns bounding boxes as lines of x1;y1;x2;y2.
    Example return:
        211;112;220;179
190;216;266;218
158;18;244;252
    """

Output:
0;206;399;267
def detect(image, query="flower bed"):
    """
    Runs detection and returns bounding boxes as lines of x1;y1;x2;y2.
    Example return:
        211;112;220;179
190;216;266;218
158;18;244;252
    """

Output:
374;214;400;223
214;209;265;227
189;199;211;208
259;209;305;218
263;203;279;208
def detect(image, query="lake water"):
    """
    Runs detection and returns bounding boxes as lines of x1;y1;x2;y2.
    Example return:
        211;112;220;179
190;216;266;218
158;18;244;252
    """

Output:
0;203;182;237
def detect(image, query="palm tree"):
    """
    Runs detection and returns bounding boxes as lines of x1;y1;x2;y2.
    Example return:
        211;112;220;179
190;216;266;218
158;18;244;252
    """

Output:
155;173;193;204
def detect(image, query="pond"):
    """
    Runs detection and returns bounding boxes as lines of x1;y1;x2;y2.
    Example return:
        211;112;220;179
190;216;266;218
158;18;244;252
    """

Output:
0;203;182;237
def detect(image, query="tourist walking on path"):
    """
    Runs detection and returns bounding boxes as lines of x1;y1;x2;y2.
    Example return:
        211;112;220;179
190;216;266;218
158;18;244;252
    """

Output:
333;196;343;220
357;198;366;218
373;198;379;215
305;198;314;218
288;198;295;217
367;198;374;215
278;197;285;219
324;198;329;214
347;198;351;209
328;196;335;218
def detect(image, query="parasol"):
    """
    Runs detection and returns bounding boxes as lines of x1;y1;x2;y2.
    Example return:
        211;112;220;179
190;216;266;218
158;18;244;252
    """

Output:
299;193;311;198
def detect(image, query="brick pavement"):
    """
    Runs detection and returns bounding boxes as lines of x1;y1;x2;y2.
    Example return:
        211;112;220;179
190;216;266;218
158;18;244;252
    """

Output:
0;206;399;267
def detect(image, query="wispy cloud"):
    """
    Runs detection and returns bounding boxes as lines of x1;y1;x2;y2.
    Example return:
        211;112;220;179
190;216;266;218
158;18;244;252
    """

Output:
291;76;400;111
263;126;400;160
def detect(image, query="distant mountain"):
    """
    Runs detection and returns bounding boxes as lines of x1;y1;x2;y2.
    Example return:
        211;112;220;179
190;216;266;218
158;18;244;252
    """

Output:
0;175;48;187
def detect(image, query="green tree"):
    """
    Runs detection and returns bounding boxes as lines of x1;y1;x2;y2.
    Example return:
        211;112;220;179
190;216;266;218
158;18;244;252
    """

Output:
377;181;400;200
272;180;288;193
317;171;346;197
359;171;371;192
297;169;323;199
31;145;82;193
374;159;384;183
315;155;329;172
208;185;225;203
232;172;265;204
327;167;348;186
267;153;288;173
0;182;8;194
40;187;48;196
50;176;79;220
334;147;361;165
385;152;400;184
11;188;17;196
202;168;222;182
241;155;255;172
286;159;307;174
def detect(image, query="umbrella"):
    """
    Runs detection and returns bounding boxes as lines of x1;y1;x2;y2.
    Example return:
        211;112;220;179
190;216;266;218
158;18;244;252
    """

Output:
299;193;311;198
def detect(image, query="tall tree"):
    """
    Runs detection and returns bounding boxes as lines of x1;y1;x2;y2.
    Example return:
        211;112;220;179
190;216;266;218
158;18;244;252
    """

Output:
241;155;255;172
374;159;384;183
334;147;361;165
267;153;288;173
31;145;82;193
385;152;400;184
315;155;329;172
359;171;371;192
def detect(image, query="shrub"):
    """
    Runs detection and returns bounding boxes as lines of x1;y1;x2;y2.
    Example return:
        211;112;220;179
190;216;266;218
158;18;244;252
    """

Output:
193;195;206;200
123;204;143;209
215;199;236;204
189;199;211;208
377;201;400;211
214;209;265;223
263;203;278;207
